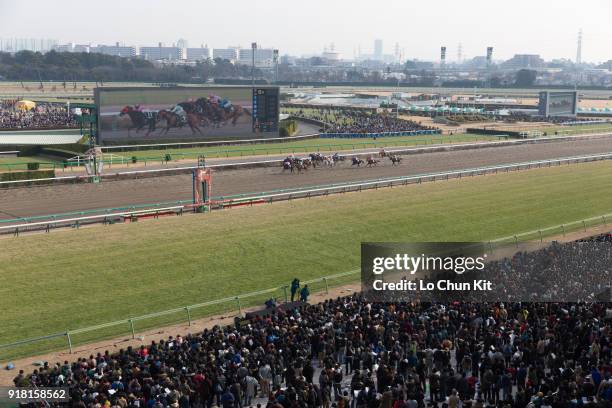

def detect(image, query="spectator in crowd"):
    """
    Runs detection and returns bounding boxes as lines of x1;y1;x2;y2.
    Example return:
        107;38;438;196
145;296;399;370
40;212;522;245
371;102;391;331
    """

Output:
0;100;77;129
15;236;612;408
291;278;301;302
300;284;310;302
284;107;439;135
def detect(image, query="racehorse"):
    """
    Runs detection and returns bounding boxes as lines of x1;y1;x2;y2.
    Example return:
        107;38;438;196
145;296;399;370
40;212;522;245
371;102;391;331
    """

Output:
192;98;251;127
157;110;203;136
282;158;294;172
379;148;387;158
177;102;210;128
309;153;324;168
389;155;402;166
282;157;310;173
332;153;344;164
351;157;365;167
119;106;157;137
366;157;380;167
323;155;335;167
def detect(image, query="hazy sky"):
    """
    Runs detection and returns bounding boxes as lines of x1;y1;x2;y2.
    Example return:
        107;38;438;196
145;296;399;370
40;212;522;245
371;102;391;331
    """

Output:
1;0;611;62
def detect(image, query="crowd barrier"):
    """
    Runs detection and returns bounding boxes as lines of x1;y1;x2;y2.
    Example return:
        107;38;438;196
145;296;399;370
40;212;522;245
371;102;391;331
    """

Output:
0;270;359;361
320;130;442;139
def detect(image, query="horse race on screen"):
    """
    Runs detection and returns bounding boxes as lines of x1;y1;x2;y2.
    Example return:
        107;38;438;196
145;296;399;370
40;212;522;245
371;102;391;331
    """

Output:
96;87;262;142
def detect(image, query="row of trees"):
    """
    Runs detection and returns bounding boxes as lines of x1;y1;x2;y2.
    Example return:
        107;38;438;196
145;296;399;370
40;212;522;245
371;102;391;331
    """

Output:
0;50;264;82
0;51;549;88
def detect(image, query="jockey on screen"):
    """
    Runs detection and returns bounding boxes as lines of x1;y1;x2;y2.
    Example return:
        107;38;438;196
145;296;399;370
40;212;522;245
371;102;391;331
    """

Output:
170;104;186;124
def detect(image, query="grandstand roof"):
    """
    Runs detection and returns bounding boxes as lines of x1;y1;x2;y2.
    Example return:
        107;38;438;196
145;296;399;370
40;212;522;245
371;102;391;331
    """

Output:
0;129;82;145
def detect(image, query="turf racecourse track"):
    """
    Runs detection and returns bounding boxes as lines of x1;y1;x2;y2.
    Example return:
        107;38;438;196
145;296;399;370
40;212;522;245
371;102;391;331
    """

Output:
3;136;612;223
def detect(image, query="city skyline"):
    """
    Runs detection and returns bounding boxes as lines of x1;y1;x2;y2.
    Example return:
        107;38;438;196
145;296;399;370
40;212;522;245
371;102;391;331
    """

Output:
1;0;611;63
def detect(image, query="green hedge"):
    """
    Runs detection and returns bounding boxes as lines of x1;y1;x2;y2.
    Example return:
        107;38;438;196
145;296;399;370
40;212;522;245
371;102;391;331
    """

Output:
0;169;55;182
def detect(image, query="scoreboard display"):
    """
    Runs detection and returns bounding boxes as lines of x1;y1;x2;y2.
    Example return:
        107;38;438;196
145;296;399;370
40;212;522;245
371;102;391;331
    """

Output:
538;91;578;117
252;87;280;133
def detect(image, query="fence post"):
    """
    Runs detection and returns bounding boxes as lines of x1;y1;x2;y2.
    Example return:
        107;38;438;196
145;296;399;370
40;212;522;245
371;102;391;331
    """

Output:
66;331;73;354
129;319;135;339
185;307;192;326
514;235;518;248
539;230;543;243
324;277;329;294
583;220;587;232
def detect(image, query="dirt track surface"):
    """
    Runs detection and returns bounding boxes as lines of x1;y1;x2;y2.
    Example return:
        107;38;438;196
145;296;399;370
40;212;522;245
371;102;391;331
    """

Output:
3;137;612;222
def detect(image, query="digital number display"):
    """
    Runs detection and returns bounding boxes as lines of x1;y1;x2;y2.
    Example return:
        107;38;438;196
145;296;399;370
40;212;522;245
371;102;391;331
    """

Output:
252;88;279;133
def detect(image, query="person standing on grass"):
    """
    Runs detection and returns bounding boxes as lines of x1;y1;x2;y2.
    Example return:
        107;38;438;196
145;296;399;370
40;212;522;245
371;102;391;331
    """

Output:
300;284;310;302
291;278;300;302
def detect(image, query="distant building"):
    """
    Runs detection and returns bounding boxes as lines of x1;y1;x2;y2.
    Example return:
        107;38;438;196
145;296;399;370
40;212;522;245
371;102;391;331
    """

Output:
53;44;73;53
54;43;90;53
502;54;545;69
464;56;488;69
238;48;275;67
140;43;183;60
91;43;137;58
597;60;612;71
57;43;90;53
321;51;341;62
176;38;188;49
0;38;57;53
374;39;383;61
213;48;239;62
73;44;90;53
186;46;210;61
280;54;296;65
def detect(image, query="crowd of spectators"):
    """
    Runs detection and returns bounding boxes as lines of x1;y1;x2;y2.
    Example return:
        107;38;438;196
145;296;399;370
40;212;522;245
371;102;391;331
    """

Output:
500;113;609;125
12;237;612;408
407;241;612;304
0;100;78;129
13;299;611;407
285;108;439;135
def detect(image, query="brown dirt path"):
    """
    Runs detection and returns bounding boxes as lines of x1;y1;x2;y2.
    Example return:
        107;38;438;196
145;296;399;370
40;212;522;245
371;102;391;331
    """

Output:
3;137;612;222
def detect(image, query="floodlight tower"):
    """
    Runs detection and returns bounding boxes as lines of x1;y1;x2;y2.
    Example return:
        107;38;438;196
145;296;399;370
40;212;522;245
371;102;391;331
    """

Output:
273;49;279;84
251;42;257;87
440;46;447;70
576;29;583;65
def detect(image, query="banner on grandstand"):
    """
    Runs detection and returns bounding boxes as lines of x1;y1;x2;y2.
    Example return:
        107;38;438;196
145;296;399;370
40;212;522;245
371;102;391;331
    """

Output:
361;242;611;302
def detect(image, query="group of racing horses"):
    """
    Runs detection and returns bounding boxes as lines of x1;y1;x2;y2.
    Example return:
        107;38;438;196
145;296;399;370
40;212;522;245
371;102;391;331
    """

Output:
119;97;250;137
282;149;402;173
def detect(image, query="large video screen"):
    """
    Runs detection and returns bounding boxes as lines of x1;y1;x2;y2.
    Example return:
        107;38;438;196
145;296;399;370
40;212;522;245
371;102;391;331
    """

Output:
538;91;577;117
548;92;577;115
95;86;279;142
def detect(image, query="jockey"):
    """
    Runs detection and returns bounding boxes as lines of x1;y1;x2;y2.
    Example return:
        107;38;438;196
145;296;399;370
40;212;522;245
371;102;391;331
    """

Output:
209;94;220;105
170;104;186;124
220;97;232;112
